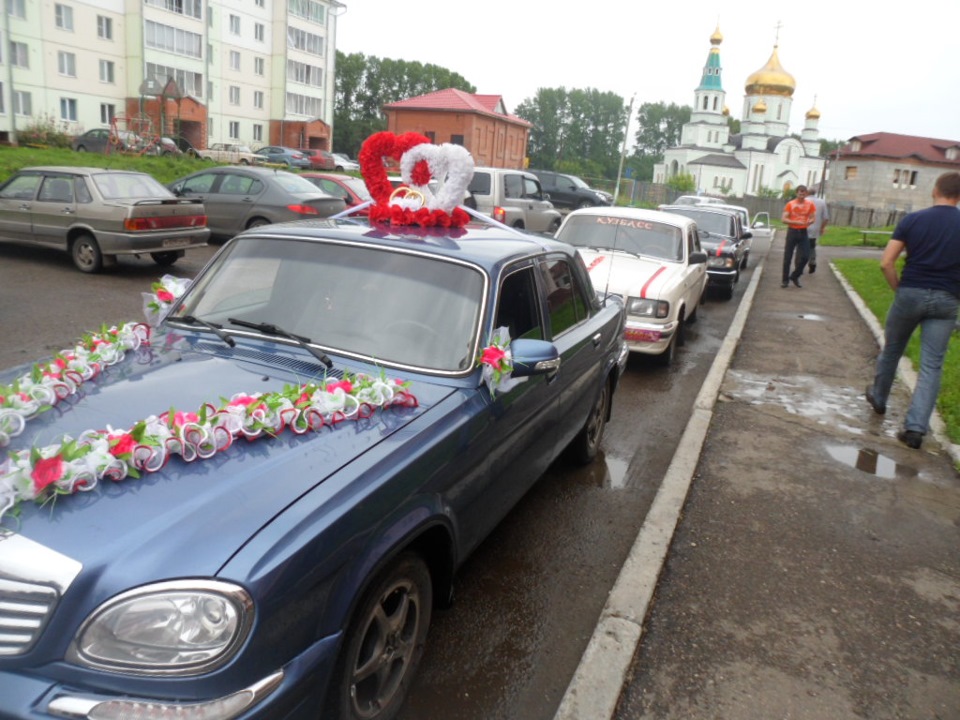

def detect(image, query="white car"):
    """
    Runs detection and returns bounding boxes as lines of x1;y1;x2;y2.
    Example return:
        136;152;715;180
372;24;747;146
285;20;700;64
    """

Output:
556;207;709;364
670;195;727;206
198;143;264;165
332;152;360;172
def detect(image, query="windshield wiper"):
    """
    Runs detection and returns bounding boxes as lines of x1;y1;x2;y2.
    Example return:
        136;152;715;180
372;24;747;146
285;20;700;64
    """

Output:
176;315;236;348
227;318;333;369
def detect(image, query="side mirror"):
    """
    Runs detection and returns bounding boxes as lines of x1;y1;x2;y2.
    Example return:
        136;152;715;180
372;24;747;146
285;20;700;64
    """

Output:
509;339;561;378
689;250;708;265
742;231;753;240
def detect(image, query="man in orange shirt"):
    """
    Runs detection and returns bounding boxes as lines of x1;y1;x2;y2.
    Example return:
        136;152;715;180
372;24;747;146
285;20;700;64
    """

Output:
780;185;816;288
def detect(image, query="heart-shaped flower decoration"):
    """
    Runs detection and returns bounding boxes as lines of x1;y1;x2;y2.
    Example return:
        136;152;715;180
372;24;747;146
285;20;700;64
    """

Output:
358;131;472;229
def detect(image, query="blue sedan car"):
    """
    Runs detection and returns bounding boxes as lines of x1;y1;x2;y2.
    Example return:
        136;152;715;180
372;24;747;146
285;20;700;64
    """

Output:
0;217;626;720
253;145;311;169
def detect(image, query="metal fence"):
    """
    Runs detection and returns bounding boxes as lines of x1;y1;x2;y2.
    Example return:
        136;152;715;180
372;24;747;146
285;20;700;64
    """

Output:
605;179;907;229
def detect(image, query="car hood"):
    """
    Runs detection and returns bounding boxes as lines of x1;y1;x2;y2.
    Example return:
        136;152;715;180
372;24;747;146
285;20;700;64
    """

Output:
700;237;737;256
0;335;452;577
577;248;685;300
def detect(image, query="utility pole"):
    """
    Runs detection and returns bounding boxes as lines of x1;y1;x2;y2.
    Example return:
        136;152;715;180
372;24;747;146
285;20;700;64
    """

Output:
613;93;635;206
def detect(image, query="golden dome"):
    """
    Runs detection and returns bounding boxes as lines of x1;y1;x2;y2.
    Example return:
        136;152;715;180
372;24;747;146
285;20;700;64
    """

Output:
722;105;730;116
710;25;723;45
752;99;768;114
745;46;796;97
806;105;821;119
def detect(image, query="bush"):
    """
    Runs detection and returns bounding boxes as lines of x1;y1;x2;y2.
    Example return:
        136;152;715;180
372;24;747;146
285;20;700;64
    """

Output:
666;172;695;192
17;115;74;149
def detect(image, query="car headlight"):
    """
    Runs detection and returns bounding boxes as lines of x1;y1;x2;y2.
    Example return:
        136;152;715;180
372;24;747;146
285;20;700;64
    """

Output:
626;297;669;319
707;256;737;269
68;580;254;676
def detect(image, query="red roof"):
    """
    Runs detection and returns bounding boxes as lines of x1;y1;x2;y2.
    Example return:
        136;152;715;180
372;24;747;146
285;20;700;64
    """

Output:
383;88;531;128
843;132;960;166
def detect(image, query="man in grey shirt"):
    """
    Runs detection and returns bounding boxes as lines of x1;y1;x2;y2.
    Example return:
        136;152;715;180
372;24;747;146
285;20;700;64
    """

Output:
806;192;829;273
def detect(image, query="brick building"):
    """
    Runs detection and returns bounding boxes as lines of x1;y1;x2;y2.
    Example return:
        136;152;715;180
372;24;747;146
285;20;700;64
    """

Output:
383;89;531;169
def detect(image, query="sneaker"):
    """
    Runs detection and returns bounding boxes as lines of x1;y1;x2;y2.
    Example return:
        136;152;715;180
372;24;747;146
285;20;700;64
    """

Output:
781;281;789;288
865;386;886;415
791;277;802;288
897;429;923;449
809;264;817;274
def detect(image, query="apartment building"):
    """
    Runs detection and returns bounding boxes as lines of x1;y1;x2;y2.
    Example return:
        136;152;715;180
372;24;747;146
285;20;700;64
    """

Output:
0;0;341;151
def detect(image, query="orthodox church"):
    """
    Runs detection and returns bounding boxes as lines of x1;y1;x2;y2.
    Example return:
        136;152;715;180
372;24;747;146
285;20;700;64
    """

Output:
653;27;824;198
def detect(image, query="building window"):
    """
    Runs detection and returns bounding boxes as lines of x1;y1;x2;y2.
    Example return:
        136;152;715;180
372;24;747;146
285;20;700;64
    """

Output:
285;91;322;117
99;59;115;83
947;148;958;161
0;82;4;113
229;14;240;34
286;27;323;55
254;57;265;75
255;0;264;6
10;41;29;68
7;0;25;19
100;103;115;123
58;51;76;77
145;20;202;58
55;3;73;30
13;90;31;115
255;22;264;41
146;63;204;98
144;0;202;20
908;170;918;187
97;15;113;39
253;90;264;109
229;121;239;139
844;166;858;180
60;97;78;122
230;50;240;70
207;81;213;100
253;124;263;142
424;131;436;143
450;134;464;145
287;59;322;87
229;86;240;105
288;0;325;23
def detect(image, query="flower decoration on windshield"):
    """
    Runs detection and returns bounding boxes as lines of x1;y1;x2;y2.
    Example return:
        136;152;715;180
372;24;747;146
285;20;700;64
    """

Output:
358;131;472;229
0;373;418;522
477;327;524;398
142;274;191;327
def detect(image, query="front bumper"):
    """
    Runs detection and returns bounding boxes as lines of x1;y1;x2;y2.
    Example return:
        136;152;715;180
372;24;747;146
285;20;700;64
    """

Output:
706;267;737;287
622;318;677;355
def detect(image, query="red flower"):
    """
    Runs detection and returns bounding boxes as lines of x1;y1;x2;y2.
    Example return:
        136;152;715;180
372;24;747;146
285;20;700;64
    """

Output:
173;411;200;427
326;380;354;394
156;289;175;303
109;433;137;458
481;346;507;369
32;455;64;491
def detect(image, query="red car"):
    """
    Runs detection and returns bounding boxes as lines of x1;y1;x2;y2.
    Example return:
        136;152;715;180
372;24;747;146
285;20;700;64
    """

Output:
301;149;336;170
301;172;372;213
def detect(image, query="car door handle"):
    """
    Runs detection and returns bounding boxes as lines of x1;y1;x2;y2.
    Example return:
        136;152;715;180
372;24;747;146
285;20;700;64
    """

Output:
19;203;30;211
591;332;603;348
62;208;75;215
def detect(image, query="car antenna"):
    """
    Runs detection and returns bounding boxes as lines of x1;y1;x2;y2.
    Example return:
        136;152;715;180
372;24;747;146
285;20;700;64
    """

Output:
600;218;624;308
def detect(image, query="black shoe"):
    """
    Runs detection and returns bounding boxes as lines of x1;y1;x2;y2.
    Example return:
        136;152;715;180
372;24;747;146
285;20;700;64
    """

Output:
809;264;817;274
897;429;923;449
865;386;886;415
781;281;789;288
791;277;802;288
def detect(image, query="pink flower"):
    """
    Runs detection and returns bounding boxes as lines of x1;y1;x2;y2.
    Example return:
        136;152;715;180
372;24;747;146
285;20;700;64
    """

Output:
326;380;353;394
156;289;175;303
481;346;506;369
109;433;136;458
32;455;65;492
173;411;199;427
229;396;266;413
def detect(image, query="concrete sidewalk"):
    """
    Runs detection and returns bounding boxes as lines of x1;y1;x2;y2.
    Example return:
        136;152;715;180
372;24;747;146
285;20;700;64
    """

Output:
556;240;960;720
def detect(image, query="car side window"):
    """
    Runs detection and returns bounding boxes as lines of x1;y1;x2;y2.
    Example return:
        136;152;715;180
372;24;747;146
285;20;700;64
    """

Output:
467;172;491;196
496;266;543;341
522;177;541;199
503;174;523;199
537;257;590;338
182;174;218;193
0;174;41;200
75;177;93;204
38;176;74;203
220;175;258;195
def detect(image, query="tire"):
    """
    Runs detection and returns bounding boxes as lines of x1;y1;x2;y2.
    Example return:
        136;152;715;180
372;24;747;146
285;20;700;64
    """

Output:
329;553;432;720
548;218;562;234
720;283;735;301
568;378;610;465
240;159;250;165
75;145;87;152
71;234;103;273
576;200;593;210
246;217;271;230
687;300;699;324
336;165;344;171
740;251;750;270
656;318;682;366
512;221;525;229
151;251;179;267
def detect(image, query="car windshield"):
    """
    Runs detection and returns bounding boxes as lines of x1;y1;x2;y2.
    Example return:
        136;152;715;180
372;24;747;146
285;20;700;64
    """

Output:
664;209;734;237
568;175;590;189
174;235;485;373
341;176;373;200
92;172;174;200
235;145;253;153
557;214;683;262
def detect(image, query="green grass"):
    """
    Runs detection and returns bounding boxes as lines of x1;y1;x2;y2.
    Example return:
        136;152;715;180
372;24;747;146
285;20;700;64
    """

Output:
833;257;960;447
822;225;894;248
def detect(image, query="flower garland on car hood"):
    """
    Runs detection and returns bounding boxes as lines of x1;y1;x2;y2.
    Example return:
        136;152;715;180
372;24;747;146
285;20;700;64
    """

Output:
0;276;418;522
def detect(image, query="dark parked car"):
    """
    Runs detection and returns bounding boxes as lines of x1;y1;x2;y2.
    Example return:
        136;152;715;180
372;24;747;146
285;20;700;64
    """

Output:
659;204;752;299
0;166;209;272
301;149;336;170
0;217;627;720
254;145;311;169
168;165;345;241
170;135;201;157
528;169;613;210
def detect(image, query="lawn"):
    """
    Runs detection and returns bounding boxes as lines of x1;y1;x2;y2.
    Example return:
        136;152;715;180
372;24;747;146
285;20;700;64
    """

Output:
832;256;960;447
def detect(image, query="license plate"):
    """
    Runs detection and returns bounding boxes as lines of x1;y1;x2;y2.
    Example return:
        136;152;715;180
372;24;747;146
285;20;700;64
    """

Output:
162;237;191;248
624;328;661;343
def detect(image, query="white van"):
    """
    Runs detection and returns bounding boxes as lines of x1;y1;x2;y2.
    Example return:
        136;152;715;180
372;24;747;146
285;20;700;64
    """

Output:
468;167;562;234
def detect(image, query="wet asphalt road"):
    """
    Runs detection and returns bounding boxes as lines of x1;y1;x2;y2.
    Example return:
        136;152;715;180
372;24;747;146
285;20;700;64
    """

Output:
0;235;761;719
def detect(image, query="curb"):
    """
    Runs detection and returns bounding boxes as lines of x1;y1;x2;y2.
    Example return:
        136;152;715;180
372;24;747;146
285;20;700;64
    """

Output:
552;258;766;720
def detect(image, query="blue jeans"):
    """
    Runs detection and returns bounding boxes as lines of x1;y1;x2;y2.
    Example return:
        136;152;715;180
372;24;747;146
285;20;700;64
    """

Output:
870;287;959;434
782;228;810;282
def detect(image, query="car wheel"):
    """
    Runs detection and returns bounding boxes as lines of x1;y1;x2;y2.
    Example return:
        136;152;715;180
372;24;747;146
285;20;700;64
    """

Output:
512;221;525;229
71;234;103;273
568;378;610;465
720;283;735;301
330;553;432;720
548;218;562;234
75;145;87;152
687;300;699;324
246;217;271;230
656;320;681;366
336;165;344;171
576;200;593;210
150;251;180;267
740;251;750;270
240;159;250;165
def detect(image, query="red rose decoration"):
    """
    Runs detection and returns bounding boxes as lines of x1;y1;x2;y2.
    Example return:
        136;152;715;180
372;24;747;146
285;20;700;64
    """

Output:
32;455;65;491
156;289;175;303
481;346;507;369
109;433;137;458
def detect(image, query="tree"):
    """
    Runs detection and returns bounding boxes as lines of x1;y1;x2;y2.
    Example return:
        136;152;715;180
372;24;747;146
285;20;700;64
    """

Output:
627;102;691;181
514;88;628;178
333;52;475;157
666;172;696;192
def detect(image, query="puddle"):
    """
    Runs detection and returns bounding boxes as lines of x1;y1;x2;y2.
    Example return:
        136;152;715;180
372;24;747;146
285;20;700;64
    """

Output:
797;313;827;321
825;444;919;480
603;454;631;489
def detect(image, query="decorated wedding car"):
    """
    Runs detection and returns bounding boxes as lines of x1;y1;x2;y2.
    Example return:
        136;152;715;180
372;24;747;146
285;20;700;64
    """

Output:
555;206;709;365
0;132;627;720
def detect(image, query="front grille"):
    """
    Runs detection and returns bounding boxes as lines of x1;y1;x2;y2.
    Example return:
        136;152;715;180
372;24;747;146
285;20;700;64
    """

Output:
0;530;82;657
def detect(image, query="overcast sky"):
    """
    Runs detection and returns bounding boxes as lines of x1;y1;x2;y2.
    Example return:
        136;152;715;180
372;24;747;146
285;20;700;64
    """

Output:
335;0;959;145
